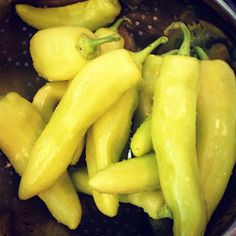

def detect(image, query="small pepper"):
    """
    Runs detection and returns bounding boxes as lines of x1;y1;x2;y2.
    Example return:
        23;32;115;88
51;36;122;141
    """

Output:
86;89;138;217
151;22;207;236
30;27;120;81
89;153;160;194
0;92;82;230
131;114;152;156
19;36;168;200
71;166;171;220
195;47;236;219
95;17;131;54
16;0;121;31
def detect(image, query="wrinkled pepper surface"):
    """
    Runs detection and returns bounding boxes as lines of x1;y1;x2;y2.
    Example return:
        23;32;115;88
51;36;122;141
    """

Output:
16;0;121;31
134;54;163;125
0;92;82;229
151;22;207;236
197;59;236;219
30;27;119;81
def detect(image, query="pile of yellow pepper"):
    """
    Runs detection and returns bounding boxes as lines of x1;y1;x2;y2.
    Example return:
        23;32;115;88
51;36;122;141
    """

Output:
0;1;235;235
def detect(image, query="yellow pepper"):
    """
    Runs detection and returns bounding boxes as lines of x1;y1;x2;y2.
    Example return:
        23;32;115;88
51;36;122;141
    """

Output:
86;89;138;217
89;153;160;194
0;92;82;229
32;81;85;165
195;52;236;219
95;17;131;54
151;22;207;236
33;81;68;122
30;27;120;81
71;166;171;220
131;114;152;156
19;36;167;200
16;0;121;31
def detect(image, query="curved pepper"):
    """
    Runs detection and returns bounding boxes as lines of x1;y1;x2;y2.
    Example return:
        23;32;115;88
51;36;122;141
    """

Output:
30;27;120;81
151;22;207;236
196;55;236;219
33;81;68;122
18;36;168;200
71;166;171;220
32;81;85;165
95;17;131;54
0;92;82;229
86;89;138;217
16;0;121;31
89;153;160;194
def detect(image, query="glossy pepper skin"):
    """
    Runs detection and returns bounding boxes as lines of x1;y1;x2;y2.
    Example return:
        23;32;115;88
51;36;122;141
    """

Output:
30;27;119;81
86;89;138;217
19;36;168;200
135;54;163;125
131;114;152;156
71;166;170;220
151;23;207;236
32;81;85;165
95;17;130;54
19;48;141;200
16;0;121;31
33;81;68;122
197;60;236;219
89;153;160;194
0;92;82;230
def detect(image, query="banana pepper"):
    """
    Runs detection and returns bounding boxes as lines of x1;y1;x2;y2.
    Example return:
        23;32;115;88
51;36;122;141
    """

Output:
86;89;138;217
195;48;236;219
71;166;171;220
16;0;121;31
19;36;168;200
151;22;207;236
89;153;160;194
84;18;137;217
30;27;120;81
0;92;82;230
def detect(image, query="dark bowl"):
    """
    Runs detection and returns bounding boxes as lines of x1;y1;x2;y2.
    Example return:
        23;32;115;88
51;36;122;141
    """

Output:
0;0;235;235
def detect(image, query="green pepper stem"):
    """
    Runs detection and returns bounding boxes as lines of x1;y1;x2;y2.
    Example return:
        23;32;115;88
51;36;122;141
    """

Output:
132;36;168;67
77;34;121;59
109;17;132;31
164;22;191;56
194;46;209;60
161;49;179;56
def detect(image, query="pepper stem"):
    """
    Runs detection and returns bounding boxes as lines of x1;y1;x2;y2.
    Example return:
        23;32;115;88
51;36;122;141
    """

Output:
194;46;209;60
161;49;179;56
132;36;168;67
109;17;132;32
164;22;191;56
77;34;121;59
